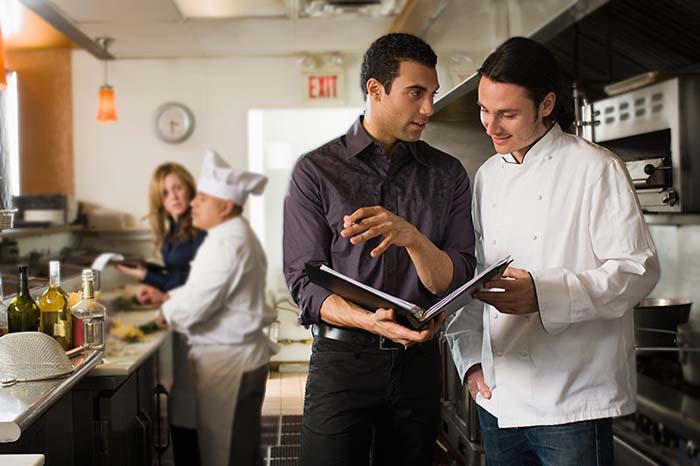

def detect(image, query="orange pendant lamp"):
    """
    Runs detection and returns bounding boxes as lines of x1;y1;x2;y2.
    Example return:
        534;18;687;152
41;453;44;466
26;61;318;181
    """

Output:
96;37;116;124
0;24;7;90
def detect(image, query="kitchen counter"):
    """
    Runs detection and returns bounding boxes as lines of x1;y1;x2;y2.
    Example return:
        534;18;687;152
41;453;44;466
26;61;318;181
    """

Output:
0;454;44;466
92;309;170;377
0;349;103;443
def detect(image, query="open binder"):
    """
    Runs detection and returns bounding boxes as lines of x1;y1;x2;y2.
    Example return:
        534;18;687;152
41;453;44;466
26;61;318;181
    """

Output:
305;256;513;330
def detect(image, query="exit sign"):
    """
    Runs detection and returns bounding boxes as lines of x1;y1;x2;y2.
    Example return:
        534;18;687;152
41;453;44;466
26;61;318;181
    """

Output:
304;73;344;103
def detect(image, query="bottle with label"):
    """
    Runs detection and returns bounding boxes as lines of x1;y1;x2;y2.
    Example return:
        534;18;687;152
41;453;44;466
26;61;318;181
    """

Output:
39;261;72;350
7;265;41;333
0;275;7;336
71;269;105;350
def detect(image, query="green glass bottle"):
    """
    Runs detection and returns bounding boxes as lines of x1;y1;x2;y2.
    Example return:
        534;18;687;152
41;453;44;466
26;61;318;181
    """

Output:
7;265;41;333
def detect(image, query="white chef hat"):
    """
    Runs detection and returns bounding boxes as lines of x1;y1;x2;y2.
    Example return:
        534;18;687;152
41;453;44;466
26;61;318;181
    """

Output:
197;150;268;205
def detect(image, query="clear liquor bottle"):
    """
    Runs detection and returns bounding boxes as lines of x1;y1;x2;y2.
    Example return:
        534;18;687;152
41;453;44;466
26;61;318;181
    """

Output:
39;261;72;350
0;275;7;336
71;269;105;350
7;265;41;333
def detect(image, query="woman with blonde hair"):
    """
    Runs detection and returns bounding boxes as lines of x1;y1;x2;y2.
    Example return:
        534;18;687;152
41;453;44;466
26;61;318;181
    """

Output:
116;161;205;466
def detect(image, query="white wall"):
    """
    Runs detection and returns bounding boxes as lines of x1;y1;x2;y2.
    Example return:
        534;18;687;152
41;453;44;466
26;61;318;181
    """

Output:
72;50;366;224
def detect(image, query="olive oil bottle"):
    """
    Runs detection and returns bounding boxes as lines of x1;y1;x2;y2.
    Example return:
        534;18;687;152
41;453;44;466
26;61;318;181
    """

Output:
39;261;72;349
7;265;40;333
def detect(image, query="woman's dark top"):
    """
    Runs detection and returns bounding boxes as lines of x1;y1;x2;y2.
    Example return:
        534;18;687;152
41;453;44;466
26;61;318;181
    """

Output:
143;219;206;292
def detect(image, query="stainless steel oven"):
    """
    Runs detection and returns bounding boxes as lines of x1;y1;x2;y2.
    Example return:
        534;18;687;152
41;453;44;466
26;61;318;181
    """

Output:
582;76;700;212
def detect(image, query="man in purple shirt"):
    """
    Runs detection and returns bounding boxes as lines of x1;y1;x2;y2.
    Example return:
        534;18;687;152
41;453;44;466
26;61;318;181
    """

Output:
283;33;476;466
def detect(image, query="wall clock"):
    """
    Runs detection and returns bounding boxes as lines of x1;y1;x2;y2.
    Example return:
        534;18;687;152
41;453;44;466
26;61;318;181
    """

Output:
155;102;195;143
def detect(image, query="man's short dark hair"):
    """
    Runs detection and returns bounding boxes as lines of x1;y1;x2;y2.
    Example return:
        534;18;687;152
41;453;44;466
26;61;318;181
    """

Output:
360;33;437;98
479;37;566;127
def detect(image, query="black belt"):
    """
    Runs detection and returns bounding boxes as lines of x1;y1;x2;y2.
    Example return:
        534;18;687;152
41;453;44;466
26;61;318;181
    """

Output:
312;323;403;350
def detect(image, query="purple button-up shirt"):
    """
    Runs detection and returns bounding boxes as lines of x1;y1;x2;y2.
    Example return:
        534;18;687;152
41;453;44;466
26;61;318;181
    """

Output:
283;116;476;325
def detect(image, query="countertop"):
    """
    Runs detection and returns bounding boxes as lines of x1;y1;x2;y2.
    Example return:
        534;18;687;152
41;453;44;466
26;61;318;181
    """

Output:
0;305;171;443
92;309;170;377
0;349;103;443
0;454;45;466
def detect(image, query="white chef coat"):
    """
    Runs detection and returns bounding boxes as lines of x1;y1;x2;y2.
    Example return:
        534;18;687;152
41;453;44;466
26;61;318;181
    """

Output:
161;215;279;466
446;124;660;428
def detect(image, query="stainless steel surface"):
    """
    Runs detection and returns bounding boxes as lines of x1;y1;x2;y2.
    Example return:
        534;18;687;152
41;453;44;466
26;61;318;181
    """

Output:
677;323;700;386
613;434;662;465
633;299;691;348
432;0;608;114
584;76;700;213
0;349;102;442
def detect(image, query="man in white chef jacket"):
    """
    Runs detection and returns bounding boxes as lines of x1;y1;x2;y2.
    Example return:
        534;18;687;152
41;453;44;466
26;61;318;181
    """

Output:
157;150;279;466
446;37;660;465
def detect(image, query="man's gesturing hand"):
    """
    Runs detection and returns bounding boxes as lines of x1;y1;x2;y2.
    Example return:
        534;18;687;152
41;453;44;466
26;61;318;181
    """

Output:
341;206;420;258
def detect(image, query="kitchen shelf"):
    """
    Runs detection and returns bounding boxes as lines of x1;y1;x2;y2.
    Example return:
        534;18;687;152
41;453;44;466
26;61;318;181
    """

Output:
0;225;83;239
644;214;700;225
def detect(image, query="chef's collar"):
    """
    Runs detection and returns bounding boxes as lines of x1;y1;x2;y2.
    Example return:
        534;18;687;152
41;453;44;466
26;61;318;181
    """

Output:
344;116;428;166
500;123;561;165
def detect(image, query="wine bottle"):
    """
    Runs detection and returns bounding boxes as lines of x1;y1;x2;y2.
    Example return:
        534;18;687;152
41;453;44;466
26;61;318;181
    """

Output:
39;261;72;350
7;265;41;333
71;269;105;350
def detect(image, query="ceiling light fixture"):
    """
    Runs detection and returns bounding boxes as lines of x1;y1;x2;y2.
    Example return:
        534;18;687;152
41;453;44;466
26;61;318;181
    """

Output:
96;37;116;124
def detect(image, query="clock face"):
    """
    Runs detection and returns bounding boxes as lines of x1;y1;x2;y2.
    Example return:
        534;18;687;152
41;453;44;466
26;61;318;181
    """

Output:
155;102;195;143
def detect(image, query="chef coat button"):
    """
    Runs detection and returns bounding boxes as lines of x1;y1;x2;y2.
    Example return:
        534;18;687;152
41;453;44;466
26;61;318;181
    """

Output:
537;195;543;200
547;156;552;160
492;240;497;245
532;235;538;240
520;351;528;358
492;203;496;208
493;313;499;320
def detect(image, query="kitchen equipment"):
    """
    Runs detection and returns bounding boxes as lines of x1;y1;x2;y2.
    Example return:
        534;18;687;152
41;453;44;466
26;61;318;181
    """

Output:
23;209;65;225
11;194;77;225
677;322;700;386
581;75;700;212
0;332;74;387
634;298;692;348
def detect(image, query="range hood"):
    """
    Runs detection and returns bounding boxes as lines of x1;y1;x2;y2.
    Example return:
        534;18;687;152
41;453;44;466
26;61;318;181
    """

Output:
432;0;700;121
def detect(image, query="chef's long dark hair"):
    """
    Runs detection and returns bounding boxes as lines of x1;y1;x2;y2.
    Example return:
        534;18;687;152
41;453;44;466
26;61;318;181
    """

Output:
147;162;199;248
478;37;573;130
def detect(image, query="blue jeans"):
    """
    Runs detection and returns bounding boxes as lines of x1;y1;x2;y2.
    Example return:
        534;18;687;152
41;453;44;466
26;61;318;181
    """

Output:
477;406;614;466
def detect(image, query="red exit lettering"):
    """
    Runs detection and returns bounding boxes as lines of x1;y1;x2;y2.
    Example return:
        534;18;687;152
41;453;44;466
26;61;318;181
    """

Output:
308;75;338;99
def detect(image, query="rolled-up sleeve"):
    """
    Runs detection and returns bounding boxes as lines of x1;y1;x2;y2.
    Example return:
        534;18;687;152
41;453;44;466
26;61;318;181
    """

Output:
283;158;333;325
441;164;477;292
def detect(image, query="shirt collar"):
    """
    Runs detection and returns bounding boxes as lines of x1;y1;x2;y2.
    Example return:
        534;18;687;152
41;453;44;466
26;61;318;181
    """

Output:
206;215;245;238
344;115;428;166
501;123;562;165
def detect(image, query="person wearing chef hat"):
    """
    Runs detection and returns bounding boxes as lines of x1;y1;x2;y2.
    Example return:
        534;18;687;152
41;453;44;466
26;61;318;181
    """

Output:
154;149;279;466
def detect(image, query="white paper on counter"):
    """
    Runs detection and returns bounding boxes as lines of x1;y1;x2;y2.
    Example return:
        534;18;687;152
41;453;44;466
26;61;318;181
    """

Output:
91;252;125;271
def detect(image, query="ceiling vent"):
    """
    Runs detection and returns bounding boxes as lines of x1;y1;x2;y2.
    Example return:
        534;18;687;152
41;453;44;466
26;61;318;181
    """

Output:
301;0;406;18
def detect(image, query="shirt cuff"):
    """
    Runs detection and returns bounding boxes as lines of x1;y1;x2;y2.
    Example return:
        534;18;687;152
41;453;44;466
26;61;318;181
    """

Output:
530;267;571;335
298;283;333;326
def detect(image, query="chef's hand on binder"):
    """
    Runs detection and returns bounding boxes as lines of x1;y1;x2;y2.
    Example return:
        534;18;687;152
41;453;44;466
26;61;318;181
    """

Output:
372;308;444;348
472;266;538;315
341;206;420;258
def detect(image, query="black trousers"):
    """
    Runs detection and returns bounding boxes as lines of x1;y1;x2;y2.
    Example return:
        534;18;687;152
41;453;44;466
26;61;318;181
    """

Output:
300;336;441;466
